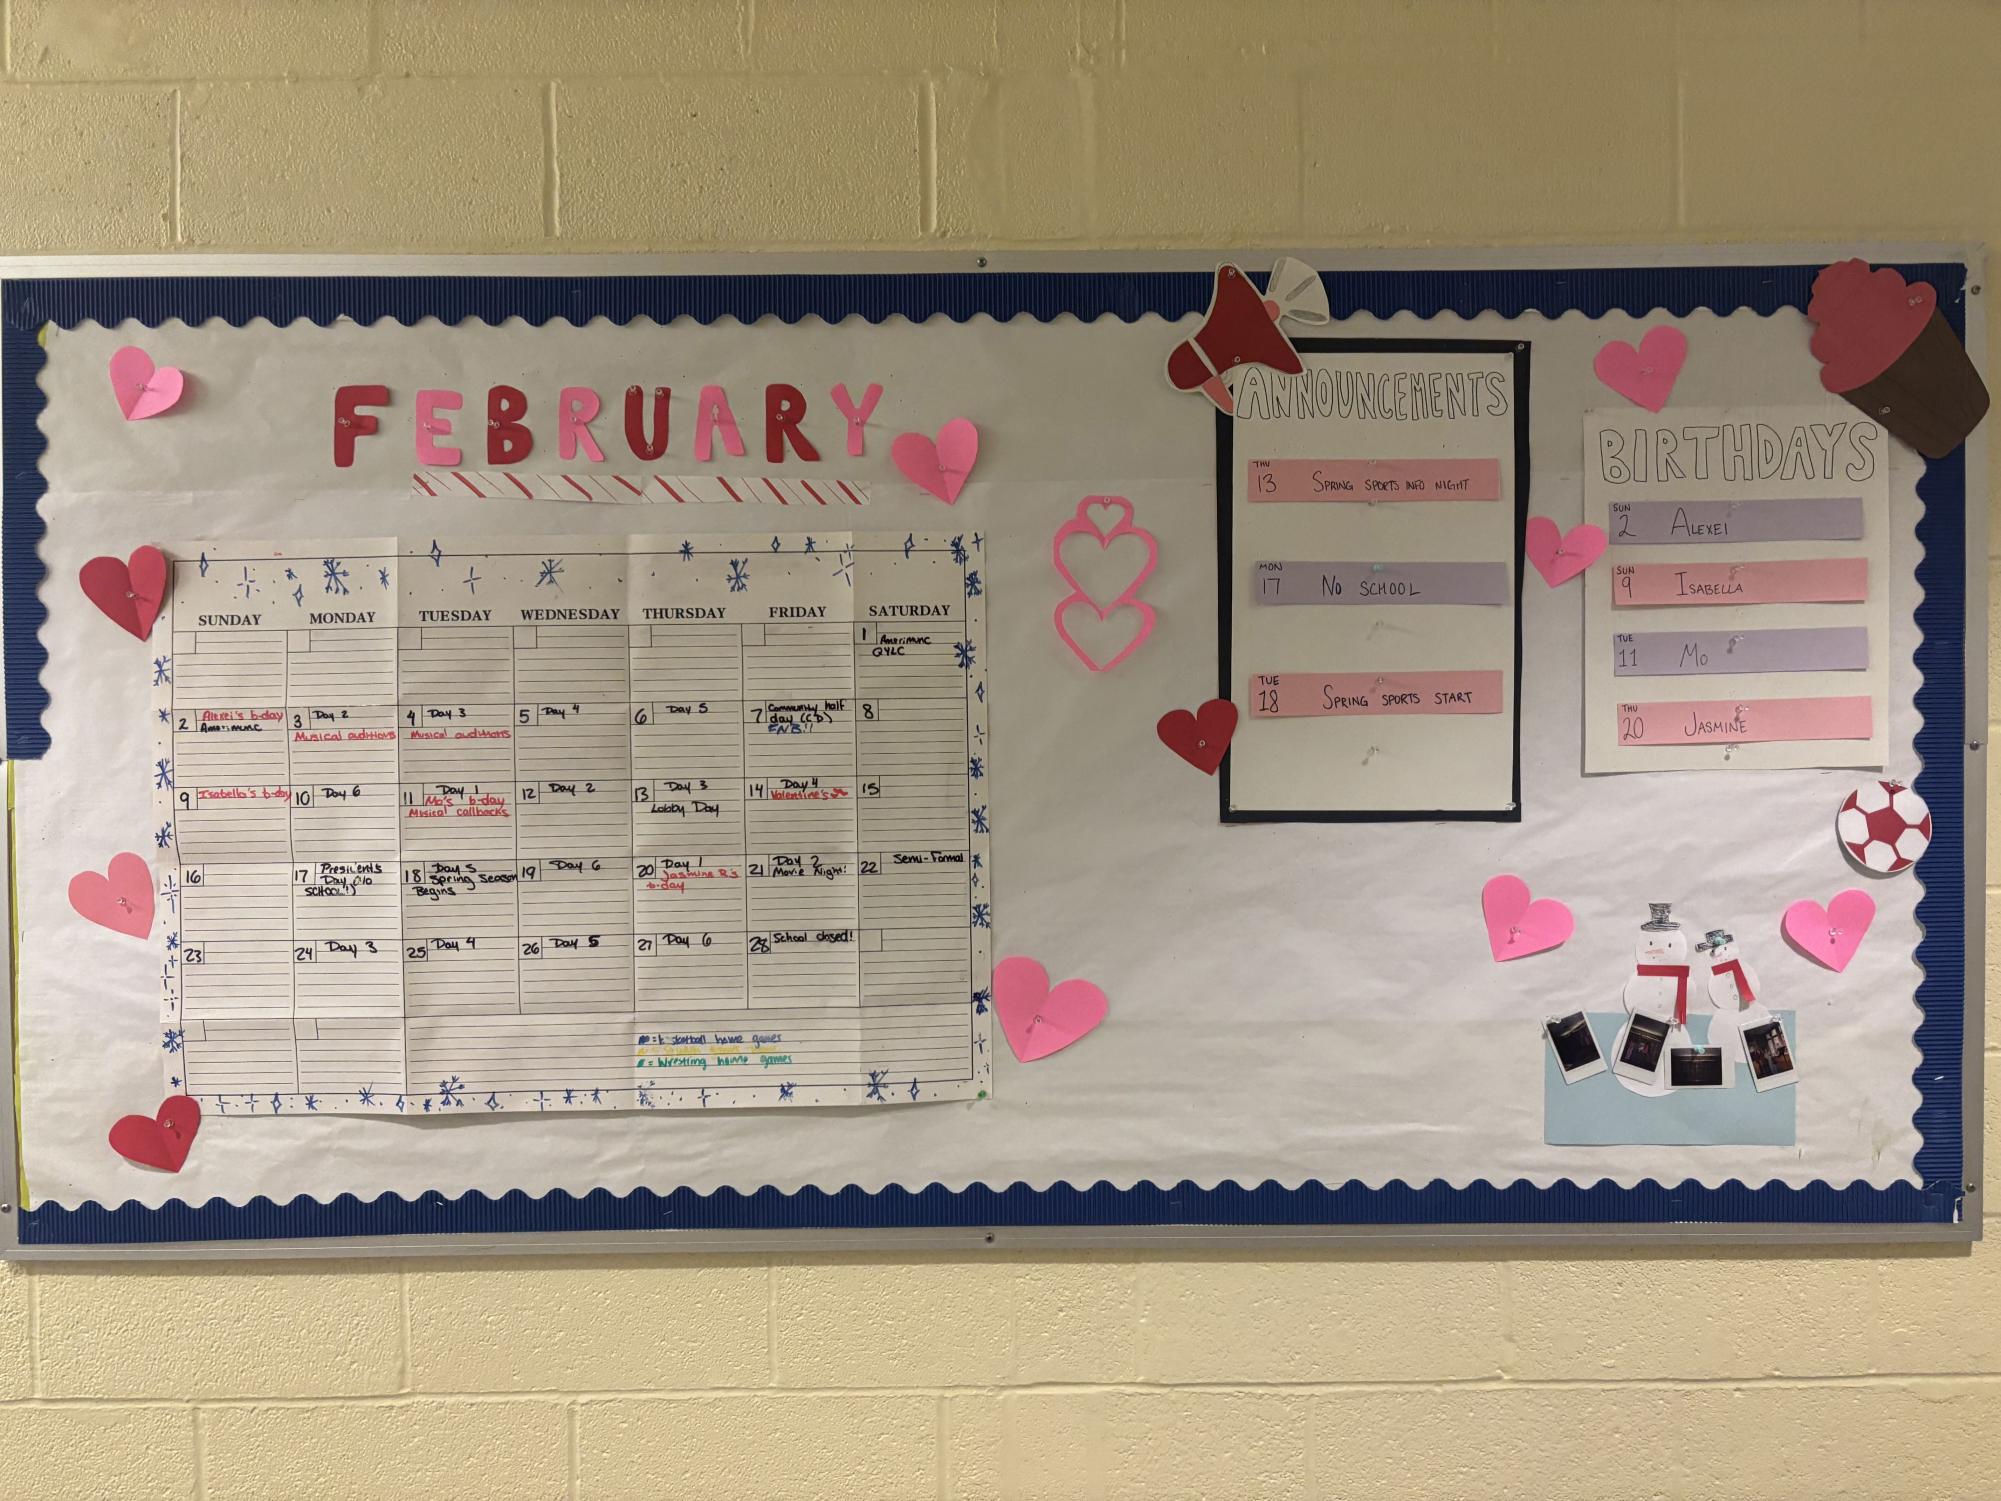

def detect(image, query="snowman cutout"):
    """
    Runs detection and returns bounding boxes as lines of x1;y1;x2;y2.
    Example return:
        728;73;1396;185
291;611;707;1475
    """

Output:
1617;903;1689;1098
1695;926;1764;1085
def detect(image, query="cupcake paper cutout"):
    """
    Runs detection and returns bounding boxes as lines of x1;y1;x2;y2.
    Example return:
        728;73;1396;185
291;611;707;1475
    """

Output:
1807;259;1989;459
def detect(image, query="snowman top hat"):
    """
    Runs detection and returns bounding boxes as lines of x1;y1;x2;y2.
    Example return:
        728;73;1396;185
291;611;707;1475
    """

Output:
1695;928;1734;952
1642;903;1680;931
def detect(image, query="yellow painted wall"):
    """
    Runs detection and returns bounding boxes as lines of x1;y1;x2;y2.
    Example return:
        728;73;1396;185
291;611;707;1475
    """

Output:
2;0;1997;1496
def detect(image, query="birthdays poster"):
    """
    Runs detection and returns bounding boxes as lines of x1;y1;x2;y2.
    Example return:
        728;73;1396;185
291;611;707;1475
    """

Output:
2;257;1975;1238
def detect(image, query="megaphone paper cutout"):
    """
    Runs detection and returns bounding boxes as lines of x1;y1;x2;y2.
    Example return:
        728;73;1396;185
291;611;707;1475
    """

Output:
1165;257;1329;416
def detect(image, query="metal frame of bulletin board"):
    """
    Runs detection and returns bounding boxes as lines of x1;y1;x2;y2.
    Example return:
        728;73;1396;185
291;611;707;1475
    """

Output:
0;246;1984;1257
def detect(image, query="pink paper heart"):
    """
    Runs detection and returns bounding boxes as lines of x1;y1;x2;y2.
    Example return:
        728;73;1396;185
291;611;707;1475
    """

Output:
1593;327;1687;413
79;545;169;639
1053;595;1154;673
891;418;979;503
1524;518;1608;587
108;345;186;421
1782;889;1875;972
69;852;155;939
994;956;1107;1062
1481;874;1574;962
1052;494;1158;608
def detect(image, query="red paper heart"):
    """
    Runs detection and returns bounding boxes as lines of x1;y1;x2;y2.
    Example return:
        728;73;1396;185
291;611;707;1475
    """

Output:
108;1094;201;1172
79;546;168;639
1157;699;1238;775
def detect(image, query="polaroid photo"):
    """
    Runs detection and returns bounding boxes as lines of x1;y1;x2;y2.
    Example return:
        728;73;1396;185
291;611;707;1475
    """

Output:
1544;1011;1606;1083
1612;1010;1673;1083
1668;1046;1726;1089
1740;1015;1798;1092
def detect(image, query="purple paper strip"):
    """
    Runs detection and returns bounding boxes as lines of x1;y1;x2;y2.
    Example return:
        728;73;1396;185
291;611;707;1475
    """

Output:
1250;560;1509;606
1611;626;1870;677
1606;497;1864;545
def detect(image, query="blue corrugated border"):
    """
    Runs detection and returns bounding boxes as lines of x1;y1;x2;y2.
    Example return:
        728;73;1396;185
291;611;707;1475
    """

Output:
6;264;1969;1243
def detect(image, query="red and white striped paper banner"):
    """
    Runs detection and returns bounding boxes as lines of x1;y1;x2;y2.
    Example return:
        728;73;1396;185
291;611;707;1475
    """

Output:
411;471;871;506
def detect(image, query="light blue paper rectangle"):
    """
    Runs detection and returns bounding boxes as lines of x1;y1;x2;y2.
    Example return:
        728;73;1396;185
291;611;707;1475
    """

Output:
1543;1012;1797;1147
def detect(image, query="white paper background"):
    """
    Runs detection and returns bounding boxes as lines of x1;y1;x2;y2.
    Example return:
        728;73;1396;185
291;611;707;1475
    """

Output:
17;307;1925;1209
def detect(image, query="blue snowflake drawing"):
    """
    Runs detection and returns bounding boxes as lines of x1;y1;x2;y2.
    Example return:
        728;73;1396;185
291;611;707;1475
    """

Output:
971;805;988;835
321;557;350;595
154;822;173;848
463;563;481;595
590;1088;603;1105
428;539;443;567
865;1070;889;1102
965;570;983;598
158;873;180;915
968;757;984;780
170;1074;183;1088
971;532;983;552
284;567;297;581
358;1085;376;1106
803;537;816;555
437;1075;465;1107
727;558;750;593
422;1097;433;1112
161;1027;184;1054
534;1091;550;1111
237;566;258;599
304;1094;319;1111
377;567;391;590
638;1087;655;1109
154;758;173;790
778;1082;795;1102
833;546;855;587
953;640;976;671
903;533;915;559
972;987;990;1015
562;1089;575;1105
165;931;180;952
151;655;172;686
679;540;694;561
950;535;967;565
699;1087;713;1107
157;707;170;725
198;552;210;577
535;558;564;589
970;903;991;928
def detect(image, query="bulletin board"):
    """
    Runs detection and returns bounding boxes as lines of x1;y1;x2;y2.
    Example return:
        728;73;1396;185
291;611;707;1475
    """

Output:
0;246;1984;1256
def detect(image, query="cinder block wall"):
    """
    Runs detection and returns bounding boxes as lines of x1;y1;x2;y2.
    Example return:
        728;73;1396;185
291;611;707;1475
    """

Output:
4;2;1998;1496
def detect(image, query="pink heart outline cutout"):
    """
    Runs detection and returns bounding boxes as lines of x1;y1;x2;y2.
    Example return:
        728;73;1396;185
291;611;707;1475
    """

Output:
108;345;187;421
1593;326;1688;413
1053;594;1155;673
1481;874;1574;962
109;1094;201;1173
1051;494;1159;609
1782;889;1875;972
79;545;169;639
69;852;156;939
994;956;1108;1062
891;418;979;503
1524;518;1608;587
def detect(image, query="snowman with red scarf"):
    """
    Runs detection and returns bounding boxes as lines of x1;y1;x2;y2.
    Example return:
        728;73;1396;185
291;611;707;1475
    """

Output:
1617;903;1691;1097
1696;926;1765;1082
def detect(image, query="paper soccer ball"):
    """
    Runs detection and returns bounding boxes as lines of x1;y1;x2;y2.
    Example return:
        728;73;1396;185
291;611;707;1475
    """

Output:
1836;781;1932;874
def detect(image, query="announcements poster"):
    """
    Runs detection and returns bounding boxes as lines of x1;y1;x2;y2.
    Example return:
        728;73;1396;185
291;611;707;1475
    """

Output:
1219;339;1529;820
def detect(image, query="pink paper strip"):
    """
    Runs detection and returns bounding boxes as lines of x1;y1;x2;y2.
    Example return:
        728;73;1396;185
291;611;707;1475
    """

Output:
1248;458;1502;503
1614;695;1873;746
1610;558;1868;607
1251;670;1503;719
